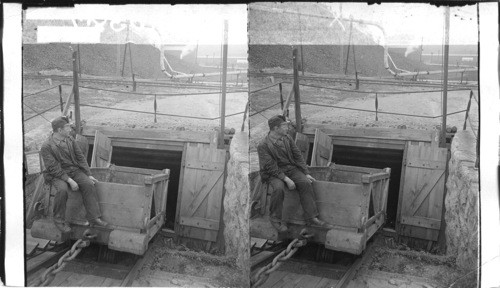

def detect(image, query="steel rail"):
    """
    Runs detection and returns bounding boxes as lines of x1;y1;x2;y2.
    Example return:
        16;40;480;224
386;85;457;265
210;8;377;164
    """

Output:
24;74;246;90
249;72;478;89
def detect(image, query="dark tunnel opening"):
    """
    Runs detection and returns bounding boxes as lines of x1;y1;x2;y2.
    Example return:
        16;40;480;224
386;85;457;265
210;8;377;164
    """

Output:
88;145;182;230
331;145;403;229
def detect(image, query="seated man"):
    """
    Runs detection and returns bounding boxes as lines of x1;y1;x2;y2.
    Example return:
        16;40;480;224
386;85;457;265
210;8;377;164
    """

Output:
257;115;333;232
41;116;108;232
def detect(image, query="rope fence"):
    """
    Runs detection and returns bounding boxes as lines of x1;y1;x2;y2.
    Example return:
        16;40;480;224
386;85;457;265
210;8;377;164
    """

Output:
24;103;62;122
65;83;246;96
300;101;467;119
23;85;61;98
80;104;245;121
23;83;247;124
250;81;477;128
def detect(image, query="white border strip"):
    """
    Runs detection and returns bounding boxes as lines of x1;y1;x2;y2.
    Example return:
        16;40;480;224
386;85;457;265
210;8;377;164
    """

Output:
3;3;25;286
479;2;500;288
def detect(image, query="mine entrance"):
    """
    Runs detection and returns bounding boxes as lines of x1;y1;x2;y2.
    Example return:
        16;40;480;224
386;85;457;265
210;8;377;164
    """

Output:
89;145;182;229
331;145;404;229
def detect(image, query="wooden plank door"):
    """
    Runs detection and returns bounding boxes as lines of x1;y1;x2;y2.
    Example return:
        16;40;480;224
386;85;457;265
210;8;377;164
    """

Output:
91;130;113;168
310;129;333;167
397;141;447;241
294;132;310;165
176;143;226;242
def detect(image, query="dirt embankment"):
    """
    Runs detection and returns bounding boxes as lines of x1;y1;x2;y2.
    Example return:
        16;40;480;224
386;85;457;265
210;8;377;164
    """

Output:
23;43;218;79
249;45;430;77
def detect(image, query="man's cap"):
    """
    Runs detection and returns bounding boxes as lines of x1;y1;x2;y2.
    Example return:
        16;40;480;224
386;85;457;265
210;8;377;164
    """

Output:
51;116;70;131
268;115;289;130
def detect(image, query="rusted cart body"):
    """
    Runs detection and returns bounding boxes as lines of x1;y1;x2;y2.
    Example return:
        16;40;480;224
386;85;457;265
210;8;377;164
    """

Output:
31;165;169;255
251;163;390;255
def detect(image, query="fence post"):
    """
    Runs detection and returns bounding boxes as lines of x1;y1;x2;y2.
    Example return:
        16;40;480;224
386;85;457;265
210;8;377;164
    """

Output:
241;100;249;132
154;94;157;123
375;93;378;121
58;85;63;112
463;90;473;130
355;71;359;90
279;83;284;110
132;73;136;92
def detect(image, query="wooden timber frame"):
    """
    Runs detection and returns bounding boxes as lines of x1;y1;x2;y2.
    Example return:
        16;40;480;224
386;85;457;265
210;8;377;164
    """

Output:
81;125;229;252
300;123;449;247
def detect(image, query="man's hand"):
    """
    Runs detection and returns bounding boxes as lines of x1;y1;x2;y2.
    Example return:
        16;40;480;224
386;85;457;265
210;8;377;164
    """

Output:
284;177;296;190
89;176;98;185
67;178;79;191
306;174;316;183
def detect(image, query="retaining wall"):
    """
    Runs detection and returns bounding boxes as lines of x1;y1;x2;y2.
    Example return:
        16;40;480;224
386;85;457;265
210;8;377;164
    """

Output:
223;131;250;282
445;130;479;270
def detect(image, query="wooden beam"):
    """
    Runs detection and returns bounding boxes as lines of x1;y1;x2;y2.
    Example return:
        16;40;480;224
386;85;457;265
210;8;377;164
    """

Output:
292;48;302;132
218;20;229;149
83;125;213;144
303;123;433;142
72;51;81;133
62;89;74;116
440;7;450;148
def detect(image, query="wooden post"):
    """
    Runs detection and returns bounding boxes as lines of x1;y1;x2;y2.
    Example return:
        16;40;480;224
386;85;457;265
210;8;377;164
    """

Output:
440;7;450;148
218;20;229;149
352;42;357;75
279;83;284;110
72;51;81;133
132;73;136;92
462;90;473;130
375;93;378;121
77;44;82;78
121;43;128;77
58;85;63;112
355;71;359;90
292;48;302;133
154;94;157;123
128;43;134;80
300;45;305;76
345;19;353;75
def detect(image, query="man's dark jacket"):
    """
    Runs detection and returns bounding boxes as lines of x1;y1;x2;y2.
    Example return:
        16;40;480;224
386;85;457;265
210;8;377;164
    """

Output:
40;134;91;182
257;133;309;182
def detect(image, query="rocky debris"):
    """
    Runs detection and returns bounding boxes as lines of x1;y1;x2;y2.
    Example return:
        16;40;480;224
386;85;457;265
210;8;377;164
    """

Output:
223;132;250;283
23;43;217;78
445;130;478;271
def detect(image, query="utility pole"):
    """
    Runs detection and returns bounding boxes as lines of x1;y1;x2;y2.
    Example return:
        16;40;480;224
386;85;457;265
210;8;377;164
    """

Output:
72;51;81;133
292;48;302;133
440;7;450;148
218;20;228;149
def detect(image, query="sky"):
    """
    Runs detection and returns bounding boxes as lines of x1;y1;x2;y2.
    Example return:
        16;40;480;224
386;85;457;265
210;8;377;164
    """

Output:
25;4;248;46
326;3;478;46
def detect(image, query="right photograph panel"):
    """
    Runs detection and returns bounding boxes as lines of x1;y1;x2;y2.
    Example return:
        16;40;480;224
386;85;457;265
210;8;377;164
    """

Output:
248;3;479;288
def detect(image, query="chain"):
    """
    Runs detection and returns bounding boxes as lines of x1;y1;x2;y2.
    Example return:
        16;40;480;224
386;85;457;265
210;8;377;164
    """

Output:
250;229;313;288
32;230;94;286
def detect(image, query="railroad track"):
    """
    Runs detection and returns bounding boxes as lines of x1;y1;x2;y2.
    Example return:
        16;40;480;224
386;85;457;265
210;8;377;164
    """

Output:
251;241;375;288
23;74;247;91
249;72;478;89
26;242;152;287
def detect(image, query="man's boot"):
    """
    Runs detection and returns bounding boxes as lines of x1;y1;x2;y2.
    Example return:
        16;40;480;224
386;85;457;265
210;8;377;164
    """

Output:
308;217;334;229
90;217;108;227
54;218;71;233
270;217;288;233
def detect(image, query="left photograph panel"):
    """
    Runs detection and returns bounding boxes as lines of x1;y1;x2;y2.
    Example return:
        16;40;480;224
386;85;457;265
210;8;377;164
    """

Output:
21;5;249;287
